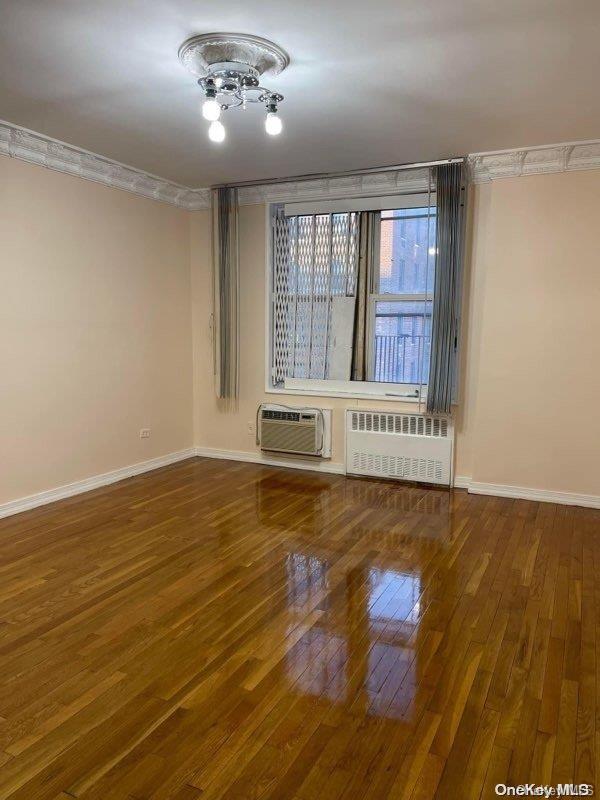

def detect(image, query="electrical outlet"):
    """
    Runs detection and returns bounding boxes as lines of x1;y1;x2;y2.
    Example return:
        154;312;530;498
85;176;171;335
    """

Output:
247;421;254;435
139;428;151;439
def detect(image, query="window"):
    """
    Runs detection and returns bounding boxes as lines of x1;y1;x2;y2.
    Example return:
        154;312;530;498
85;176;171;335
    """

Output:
369;207;436;384
269;196;436;396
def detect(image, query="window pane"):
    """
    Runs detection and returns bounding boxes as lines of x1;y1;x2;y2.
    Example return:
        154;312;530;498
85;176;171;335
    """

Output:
273;211;360;384
379;208;436;294
373;301;432;384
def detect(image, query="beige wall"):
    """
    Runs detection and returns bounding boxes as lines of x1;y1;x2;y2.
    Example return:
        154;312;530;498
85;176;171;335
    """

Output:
465;172;600;495
3;154;598;508
191;170;600;498
1;157;193;505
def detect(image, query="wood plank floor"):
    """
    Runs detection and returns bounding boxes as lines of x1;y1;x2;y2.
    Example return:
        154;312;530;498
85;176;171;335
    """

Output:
0;457;598;799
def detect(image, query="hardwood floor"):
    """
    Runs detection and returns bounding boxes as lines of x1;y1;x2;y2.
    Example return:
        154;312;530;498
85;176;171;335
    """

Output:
0;457;598;799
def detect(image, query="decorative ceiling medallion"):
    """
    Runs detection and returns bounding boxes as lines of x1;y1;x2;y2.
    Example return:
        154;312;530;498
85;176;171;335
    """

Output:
178;33;290;143
178;33;289;78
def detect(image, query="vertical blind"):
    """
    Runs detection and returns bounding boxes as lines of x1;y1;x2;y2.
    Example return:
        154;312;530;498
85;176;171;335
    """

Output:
426;162;467;414
212;187;240;400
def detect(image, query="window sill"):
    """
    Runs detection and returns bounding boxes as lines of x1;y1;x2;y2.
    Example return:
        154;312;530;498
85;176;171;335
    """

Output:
266;381;425;403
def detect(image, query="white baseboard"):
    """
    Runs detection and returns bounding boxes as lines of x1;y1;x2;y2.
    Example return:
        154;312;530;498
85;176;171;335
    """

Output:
452;475;600;509
453;475;472;489
0;448;196;520
195;455;599;508
3;450;596;521
194;446;346;476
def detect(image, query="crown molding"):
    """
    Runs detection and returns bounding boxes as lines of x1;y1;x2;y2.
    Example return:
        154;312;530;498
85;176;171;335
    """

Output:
236;168;432;205
236;139;600;203
0;119;210;210
2;118;600;210
468;139;600;183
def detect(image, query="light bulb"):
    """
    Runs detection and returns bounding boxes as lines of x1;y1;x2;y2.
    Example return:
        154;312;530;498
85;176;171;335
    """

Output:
265;111;282;136
208;120;226;143
202;98;221;121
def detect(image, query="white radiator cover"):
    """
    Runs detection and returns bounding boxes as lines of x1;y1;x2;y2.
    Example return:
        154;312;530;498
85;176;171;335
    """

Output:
345;410;453;485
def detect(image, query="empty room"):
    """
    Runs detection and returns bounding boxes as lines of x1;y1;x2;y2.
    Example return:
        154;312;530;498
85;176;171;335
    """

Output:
1;1;599;798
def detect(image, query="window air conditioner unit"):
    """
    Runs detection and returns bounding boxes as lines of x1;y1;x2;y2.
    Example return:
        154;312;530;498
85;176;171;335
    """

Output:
258;404;331;458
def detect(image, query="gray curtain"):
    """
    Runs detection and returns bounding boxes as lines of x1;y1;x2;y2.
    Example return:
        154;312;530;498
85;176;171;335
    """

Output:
426;162;467;414
351;211;377;381
212;187;239;400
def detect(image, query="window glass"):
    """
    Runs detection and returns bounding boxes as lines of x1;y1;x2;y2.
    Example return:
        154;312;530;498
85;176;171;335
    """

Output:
378;208;436;295
374;301;432;384
372;207;435;385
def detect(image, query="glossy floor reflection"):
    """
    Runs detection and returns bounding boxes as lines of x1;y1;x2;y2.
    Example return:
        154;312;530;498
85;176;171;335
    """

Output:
0;457;598;799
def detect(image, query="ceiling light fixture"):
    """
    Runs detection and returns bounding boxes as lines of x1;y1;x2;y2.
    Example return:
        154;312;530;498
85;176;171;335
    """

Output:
202;96;221;121
208;119;226;143
179;33;289;143
265;108;283;136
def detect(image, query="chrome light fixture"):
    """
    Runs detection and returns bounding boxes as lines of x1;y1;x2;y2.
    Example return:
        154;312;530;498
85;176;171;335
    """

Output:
178;33;289;143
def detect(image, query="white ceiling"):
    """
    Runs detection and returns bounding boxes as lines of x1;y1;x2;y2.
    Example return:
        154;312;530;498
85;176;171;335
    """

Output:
0;0;599;187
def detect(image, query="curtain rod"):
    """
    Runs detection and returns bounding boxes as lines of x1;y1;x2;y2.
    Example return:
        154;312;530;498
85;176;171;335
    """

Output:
213;156;466;190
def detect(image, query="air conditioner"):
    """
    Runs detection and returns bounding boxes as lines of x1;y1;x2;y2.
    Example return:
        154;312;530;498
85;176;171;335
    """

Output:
258;404;331;458
345;410;453;486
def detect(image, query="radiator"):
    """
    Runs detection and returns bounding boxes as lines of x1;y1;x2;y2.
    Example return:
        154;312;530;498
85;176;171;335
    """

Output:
345;410;453;486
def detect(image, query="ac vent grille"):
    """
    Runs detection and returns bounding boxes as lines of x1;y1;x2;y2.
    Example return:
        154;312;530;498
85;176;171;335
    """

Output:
350;411;448;438
261;420;317;455
352;452;444;482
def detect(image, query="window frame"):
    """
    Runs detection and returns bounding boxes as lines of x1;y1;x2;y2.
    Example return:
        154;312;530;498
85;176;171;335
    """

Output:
265;199;434;403
366;206;436;383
